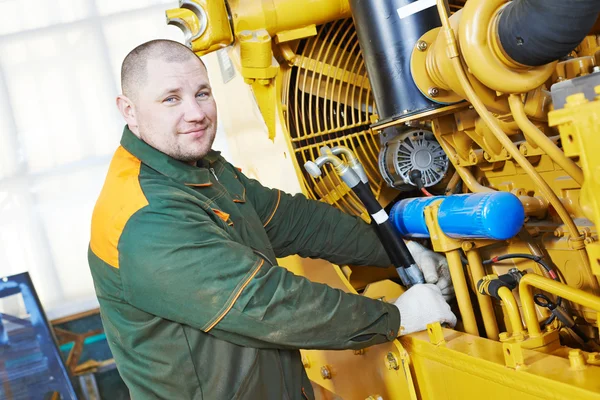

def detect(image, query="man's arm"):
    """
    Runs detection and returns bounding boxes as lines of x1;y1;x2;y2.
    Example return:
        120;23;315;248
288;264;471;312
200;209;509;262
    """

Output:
233;165;391;267
117;196;399;350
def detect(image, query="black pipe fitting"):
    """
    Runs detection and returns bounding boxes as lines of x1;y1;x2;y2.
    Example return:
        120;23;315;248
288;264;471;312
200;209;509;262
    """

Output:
477;274;518;300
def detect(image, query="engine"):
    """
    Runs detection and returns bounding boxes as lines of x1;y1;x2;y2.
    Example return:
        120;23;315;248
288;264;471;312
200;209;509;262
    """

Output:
165;0;600;398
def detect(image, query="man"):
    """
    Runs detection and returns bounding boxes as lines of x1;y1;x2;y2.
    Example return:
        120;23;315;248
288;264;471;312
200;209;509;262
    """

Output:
88;39;456;400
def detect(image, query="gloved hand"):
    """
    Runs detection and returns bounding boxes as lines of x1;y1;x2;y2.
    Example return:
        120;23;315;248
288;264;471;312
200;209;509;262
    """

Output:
406;241;455;301
393;284;457;335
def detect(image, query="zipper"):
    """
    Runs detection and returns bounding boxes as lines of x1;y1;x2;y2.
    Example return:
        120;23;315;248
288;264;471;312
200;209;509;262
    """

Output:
251;248;276;267
209;167;219;181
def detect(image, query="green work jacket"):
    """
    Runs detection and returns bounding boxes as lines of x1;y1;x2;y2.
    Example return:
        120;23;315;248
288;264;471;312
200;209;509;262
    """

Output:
88;127;401;400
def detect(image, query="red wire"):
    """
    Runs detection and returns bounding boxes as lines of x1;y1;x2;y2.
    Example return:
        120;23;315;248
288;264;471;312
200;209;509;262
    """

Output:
421;187;434;197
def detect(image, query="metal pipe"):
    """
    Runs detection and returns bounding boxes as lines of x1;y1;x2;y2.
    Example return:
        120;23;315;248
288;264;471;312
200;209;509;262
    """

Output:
508;94;584;185
519;273;600;338
324;145;369;184
447;249;479;336
466;249;499;340
497;286;525;336
230;0;351;36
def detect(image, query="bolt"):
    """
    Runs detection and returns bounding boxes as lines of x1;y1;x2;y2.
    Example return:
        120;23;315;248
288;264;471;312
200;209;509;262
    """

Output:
554;227;565;238
428;87;440;97
354;349;365;355
257;79;271;86
385;352;399;370
320;365;332;379
416;40;428;51
255;29;270;41
238;30;253;41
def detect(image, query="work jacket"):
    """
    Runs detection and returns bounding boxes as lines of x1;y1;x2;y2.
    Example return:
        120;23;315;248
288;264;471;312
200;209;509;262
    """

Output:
88;126;401;400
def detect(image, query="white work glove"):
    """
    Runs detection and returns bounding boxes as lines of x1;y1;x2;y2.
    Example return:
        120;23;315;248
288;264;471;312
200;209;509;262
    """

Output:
394;284;457;336
406;241;455;301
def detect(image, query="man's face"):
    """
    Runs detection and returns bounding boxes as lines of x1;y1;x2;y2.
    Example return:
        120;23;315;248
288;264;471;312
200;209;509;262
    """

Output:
132;57;217;163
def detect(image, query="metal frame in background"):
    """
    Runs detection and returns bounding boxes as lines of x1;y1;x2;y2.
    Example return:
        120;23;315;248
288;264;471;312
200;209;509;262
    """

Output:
0;272;77;400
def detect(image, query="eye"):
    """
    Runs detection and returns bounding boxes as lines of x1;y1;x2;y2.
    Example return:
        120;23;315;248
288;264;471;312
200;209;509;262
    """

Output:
196;91;210;99
163;96;177;103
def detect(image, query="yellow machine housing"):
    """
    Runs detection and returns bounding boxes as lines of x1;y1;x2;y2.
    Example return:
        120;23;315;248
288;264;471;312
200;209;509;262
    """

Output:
166;0;600;398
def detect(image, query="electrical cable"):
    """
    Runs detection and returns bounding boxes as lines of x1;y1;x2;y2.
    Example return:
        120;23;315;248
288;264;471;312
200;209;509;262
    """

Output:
482;253;561;327
421;187;434;197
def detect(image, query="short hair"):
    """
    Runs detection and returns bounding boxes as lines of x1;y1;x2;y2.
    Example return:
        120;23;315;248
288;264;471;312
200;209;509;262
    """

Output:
120;39;205;100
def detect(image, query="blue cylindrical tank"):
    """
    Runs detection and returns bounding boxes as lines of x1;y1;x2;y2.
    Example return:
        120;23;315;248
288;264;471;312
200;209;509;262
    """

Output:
390;192;525;240
390;196;441;237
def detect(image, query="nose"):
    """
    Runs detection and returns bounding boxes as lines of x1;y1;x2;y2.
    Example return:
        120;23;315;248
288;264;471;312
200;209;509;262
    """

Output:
183;97;206;123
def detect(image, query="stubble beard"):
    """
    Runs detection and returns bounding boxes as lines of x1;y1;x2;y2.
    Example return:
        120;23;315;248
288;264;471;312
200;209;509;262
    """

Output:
139;123;217;164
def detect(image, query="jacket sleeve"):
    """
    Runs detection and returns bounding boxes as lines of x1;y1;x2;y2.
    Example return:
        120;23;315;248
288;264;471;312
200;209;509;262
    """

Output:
118;195;400;350
233;165;392;267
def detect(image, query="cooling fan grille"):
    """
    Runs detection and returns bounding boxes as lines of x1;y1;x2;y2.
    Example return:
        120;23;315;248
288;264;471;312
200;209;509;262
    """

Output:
281;18;382;219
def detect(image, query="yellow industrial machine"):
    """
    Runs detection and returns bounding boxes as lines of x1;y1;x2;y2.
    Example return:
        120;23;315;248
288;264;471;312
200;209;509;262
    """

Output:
166;0;600;398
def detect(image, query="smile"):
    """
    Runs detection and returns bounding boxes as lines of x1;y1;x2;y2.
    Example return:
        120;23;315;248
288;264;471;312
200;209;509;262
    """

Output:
181;129;206;135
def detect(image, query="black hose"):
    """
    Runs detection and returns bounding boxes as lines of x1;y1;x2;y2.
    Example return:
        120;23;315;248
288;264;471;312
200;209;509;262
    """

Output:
352;182;417;269
498;0;600;66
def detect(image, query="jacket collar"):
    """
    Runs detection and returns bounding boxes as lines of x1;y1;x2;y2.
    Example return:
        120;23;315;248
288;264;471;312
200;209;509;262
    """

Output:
120;125;220;186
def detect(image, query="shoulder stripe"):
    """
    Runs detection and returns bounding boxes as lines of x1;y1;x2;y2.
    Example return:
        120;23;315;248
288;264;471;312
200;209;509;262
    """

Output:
90;146;149;269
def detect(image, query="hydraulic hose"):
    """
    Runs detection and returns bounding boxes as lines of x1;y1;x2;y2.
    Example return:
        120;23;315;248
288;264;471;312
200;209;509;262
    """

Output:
351;181;424;286
304;153;424;286
498;0;600;67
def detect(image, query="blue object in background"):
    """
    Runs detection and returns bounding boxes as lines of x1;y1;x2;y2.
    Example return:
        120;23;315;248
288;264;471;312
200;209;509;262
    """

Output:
390;196;442;237
0;272;77;400
390;192;525;240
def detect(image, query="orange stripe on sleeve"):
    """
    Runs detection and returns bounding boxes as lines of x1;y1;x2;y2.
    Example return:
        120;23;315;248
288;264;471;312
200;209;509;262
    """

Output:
263;190;281;227
205;259;264;332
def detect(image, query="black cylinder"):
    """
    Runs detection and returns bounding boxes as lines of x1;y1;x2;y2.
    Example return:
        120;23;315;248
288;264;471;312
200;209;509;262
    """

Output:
349;0;443;122
498;0;600;67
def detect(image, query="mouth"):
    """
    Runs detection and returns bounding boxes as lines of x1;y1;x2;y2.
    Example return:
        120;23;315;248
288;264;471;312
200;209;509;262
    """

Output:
180;128;207;135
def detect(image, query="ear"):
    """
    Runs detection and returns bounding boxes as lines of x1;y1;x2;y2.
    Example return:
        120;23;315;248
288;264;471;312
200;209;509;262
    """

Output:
116;95;140;136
